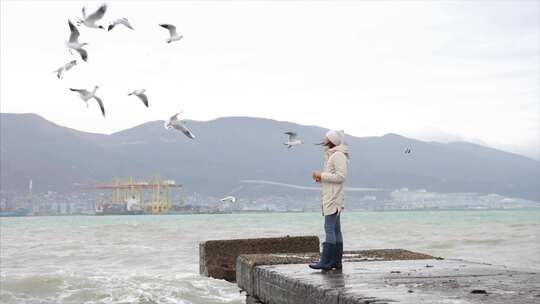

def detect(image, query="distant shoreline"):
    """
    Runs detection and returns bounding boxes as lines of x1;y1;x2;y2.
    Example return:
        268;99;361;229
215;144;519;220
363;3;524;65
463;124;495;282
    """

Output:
2;207;539;218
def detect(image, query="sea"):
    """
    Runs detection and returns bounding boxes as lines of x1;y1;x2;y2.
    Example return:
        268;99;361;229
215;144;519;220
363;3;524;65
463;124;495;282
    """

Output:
1;209;539;304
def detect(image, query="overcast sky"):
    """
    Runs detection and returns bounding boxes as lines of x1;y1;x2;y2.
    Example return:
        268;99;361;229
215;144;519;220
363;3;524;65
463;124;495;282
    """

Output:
1;1;539;159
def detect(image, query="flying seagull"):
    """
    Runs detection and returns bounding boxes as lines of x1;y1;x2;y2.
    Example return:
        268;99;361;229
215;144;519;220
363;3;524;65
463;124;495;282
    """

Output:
69;86;105;117
284;132;303;149
66;20;88;62
220;196;237;203
128;89;149;107
77;4;107;29
164;112;195;139
53;60;77;79
159;24;183;43
404;148;412;154
108;18;134;31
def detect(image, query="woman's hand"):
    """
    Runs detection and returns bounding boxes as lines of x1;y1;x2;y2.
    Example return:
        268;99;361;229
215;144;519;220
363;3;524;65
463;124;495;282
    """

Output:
312;171;322;183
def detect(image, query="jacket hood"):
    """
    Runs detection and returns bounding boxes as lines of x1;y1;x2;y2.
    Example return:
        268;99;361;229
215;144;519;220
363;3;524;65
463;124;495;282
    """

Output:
326;144;349;158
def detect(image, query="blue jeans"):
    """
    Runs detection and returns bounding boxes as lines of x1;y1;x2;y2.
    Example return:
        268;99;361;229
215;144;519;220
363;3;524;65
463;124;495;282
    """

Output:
324;211;343;244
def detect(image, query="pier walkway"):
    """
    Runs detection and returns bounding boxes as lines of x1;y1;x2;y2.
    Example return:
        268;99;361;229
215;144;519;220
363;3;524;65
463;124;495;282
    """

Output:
237;250;540;304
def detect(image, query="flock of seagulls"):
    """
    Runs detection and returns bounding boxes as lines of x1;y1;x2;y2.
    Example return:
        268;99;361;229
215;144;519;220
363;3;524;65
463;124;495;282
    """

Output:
55;3;413;205
56;3;193;138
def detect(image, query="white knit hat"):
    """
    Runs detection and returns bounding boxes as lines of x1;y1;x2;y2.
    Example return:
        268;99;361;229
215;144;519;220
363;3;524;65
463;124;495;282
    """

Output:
325;130;345;146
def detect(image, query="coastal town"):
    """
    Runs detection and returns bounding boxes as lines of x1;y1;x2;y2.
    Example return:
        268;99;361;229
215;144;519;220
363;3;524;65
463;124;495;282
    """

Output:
1;180;537;216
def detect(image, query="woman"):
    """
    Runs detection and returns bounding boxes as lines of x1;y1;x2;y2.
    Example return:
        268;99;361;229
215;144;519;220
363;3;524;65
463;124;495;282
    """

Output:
309;130;349;271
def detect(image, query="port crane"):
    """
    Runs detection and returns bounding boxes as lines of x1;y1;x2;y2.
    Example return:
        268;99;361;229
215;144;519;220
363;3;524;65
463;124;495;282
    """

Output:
87;176;182;214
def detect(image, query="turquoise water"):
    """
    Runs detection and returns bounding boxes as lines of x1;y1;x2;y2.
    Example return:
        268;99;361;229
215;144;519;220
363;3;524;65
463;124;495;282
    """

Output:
1;209;539;303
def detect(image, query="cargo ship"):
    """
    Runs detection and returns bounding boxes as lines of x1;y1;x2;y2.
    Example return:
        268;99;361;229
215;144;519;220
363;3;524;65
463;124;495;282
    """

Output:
95;196;144;215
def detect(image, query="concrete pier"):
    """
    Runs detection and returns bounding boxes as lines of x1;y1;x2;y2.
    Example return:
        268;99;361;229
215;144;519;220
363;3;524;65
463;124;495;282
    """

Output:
237;250;540;304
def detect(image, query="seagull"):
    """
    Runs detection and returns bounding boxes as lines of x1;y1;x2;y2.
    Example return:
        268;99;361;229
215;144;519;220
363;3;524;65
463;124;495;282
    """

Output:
128;89;149;107
404;148;412;154
220;196;237;203
53;60;77;79
284;132;303;149
164;112;195;139
66;20;88;62
77;4;107;29
69;86;105;117
108;18;134;31
159;24;183;43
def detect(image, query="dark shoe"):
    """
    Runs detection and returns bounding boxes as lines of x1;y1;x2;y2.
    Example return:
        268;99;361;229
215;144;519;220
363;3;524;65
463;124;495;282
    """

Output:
309;242;336;271
332;242;343;270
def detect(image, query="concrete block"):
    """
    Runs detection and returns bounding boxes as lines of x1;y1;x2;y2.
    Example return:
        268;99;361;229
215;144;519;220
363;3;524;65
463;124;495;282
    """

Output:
199;235;319;282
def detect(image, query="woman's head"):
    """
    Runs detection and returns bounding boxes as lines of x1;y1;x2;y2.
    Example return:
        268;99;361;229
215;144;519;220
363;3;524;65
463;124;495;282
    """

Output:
323;137;336;149
325;130;345;148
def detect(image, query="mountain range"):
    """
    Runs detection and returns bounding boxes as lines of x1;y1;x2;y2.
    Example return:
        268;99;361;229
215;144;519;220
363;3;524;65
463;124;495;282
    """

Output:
1;113;539;201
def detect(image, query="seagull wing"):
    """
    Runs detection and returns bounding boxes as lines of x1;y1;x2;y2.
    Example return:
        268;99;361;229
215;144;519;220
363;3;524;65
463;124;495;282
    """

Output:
55;68;64;79
121;18;134;30
75;48;88;62
109;18;134;31
164;113;179;129
169;112;180;122
68;20;80;42
164;119;172;129
137;94;149;107
65;60;77;71
87;4;107;22
284;132;297;141
178;123;195;139
93;96;106;117
159;24;177;37
70;88;89;95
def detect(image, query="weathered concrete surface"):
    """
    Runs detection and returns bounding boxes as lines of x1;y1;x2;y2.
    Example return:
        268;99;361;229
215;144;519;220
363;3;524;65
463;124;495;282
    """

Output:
237;249;436;296
199;235;319;282
238;253;540;304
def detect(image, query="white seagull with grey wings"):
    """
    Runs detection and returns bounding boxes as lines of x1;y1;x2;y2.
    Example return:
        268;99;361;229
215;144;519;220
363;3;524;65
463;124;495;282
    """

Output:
164;111;195;139
66;20;88;62
220;196;237;203
77;4;107;29
128;89;149;107
69;86;106;117
159;24;183;43
53;60;77;79
284;132;303;148
108;18;134;31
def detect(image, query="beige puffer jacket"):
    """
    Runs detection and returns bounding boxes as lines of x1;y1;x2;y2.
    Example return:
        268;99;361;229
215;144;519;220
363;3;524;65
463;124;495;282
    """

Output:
321;144;349;216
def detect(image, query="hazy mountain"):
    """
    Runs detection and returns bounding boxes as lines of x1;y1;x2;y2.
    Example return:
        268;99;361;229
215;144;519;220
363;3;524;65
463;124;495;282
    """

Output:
1;113;539;201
